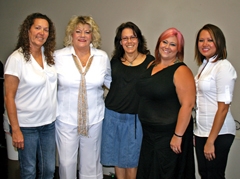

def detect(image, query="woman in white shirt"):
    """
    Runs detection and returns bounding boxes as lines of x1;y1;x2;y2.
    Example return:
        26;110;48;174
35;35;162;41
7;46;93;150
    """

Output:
5;13;57;179
194;24;237;179
54;16;111;179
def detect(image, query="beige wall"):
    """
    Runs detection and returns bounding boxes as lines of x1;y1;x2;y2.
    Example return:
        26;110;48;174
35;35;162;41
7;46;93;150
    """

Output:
1;1;239;114
1;1;240;178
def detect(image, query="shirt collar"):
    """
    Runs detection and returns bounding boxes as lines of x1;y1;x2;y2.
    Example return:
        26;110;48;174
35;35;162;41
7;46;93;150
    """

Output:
71;45;98;58
203;55;218;64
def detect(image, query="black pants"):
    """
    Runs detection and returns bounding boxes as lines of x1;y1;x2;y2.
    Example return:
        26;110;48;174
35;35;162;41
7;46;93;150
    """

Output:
195;134;234;179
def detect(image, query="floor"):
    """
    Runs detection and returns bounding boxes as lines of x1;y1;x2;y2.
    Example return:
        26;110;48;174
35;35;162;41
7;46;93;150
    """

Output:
0;146;20;179
0;146;113;179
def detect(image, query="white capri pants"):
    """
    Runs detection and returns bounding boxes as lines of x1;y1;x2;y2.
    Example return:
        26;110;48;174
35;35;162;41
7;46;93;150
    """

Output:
56;120;103;179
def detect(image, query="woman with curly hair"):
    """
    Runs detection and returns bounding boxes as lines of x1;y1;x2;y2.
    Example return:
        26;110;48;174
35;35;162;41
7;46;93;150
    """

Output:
54;16;111;179
4;12;57;179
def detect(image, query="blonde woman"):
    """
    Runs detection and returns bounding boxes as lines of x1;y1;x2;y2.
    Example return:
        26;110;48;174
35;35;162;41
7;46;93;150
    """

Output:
54;16;111;179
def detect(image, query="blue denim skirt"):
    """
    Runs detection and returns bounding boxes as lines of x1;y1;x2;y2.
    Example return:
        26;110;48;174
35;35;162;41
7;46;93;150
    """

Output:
101;108;143;168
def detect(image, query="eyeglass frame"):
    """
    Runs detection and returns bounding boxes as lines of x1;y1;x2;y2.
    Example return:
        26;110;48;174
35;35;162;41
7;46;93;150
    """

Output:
121;35;138;42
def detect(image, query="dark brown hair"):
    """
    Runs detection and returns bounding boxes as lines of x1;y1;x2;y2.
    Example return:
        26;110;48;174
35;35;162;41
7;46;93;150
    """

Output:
15;12;56;65
112;22;150;59
195;24;227;66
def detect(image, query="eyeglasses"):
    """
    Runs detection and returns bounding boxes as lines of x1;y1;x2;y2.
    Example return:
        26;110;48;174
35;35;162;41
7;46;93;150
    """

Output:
121;36;138;42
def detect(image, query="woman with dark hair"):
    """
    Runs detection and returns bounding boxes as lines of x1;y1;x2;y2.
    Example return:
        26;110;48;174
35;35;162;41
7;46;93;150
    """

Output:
15;13;56;65
136;27;196;179
4;12;57;179
101;22;154;179
194;24;237;179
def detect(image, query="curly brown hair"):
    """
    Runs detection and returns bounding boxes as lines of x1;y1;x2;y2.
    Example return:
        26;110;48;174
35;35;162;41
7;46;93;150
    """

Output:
15;12;56;65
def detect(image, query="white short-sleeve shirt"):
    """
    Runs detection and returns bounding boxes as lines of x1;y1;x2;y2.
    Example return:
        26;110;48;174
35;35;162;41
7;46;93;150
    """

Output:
54;46;111;126
194;56;237;137
4;48;57;127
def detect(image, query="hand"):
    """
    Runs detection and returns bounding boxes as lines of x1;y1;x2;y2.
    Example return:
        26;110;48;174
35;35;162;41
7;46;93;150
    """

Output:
12;129;24;150
170;135;182;154
204;142;215;161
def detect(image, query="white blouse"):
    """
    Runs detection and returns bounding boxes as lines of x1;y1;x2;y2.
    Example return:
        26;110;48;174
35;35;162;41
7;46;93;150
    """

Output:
54;46;111;126
4;47;57;127
194;56;237;137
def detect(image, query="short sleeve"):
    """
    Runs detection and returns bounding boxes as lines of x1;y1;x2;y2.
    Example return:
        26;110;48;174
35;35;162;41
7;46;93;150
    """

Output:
4;51;23;79
215;60;237;104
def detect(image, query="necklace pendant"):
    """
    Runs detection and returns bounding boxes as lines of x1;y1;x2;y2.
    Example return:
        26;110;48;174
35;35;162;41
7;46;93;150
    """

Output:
124;52;139;67
174;59;180;64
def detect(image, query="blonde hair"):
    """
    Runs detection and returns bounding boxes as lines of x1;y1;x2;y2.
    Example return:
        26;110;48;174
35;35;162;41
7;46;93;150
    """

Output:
64;16;101;48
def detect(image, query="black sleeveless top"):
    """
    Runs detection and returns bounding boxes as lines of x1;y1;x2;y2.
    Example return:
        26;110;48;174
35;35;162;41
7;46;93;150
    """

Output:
136;62;186;124
105;54;155;114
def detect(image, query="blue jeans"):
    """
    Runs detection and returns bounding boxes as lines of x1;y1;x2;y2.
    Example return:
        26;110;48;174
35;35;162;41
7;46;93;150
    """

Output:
18;122;56;179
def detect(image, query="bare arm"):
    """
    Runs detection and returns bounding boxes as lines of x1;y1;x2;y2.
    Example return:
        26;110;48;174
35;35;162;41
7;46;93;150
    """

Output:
204;62;236;160
170;65;196;154
204;102;229;160
4;74;24;149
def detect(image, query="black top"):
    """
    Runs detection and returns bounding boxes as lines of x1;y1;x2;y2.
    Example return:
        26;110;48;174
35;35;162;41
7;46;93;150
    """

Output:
136;62;186;124
105;54;155;114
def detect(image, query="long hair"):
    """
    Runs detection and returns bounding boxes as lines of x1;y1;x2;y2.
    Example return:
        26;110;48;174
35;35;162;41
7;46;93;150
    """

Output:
15;12;56;65
154;27;184;65
112;22;150;59
195;24;227;66
64;16;101;49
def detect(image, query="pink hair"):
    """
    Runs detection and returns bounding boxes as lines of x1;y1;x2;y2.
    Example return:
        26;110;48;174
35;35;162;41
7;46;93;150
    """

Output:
154;27;184;63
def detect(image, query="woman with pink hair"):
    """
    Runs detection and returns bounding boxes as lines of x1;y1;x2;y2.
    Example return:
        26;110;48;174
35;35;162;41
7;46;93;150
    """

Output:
136;28;196;179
